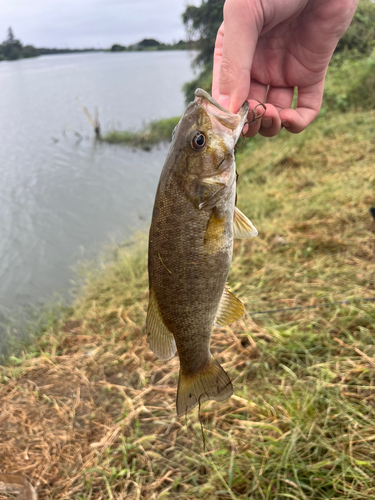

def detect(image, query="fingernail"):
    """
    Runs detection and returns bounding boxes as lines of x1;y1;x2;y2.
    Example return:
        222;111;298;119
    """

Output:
248;120;258;127
282;121;290;128
262;117;272;129
218;94;230;110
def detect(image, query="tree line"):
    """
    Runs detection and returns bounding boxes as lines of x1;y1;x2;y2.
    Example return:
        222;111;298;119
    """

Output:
0;29;197;63
110;38;199;52
0;27;101;62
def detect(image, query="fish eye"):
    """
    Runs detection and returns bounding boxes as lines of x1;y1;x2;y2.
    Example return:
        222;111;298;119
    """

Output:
191;131;206;150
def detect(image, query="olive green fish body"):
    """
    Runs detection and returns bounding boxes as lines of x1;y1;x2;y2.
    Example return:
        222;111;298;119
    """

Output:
147;89;257;415
149;169;235;376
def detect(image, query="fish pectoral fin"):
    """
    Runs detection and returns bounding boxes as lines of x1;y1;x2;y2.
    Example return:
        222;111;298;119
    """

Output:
146;290;176;361
197;179;226;210
233;206;258;238
188;169;234;211
176;358;233;416
214;286;245;327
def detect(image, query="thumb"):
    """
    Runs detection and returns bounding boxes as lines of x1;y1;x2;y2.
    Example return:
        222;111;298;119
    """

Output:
214;0;262;113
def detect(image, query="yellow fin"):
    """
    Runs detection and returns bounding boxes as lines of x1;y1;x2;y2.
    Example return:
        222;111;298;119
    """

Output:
204;210;226;254
233;206;258;238
214;286;245;327
146;289;176;361
176;358;233;416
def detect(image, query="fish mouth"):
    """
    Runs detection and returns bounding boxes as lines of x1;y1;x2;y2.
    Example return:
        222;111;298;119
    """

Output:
194;88;249;144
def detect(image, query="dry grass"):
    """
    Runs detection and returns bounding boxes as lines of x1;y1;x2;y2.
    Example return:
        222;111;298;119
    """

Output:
1;110;375;499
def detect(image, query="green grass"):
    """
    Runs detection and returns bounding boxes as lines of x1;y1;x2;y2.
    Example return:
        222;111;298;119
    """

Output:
323;50;375;112
102;116;181;149
2;17;375;499
0;108;375;498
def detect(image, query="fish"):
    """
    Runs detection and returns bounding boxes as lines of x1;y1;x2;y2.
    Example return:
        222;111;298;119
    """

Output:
146;88;258;416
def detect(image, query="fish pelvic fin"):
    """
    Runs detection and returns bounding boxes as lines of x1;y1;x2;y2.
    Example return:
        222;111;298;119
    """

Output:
146;289;176;361
233;206;258;238
214;286;245;327
176;358;233;416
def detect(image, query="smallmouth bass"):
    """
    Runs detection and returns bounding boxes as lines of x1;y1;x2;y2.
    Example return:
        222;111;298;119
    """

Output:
147;89;257;415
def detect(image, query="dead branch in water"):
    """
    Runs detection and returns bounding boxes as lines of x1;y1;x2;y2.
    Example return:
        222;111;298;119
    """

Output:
76;98;101;138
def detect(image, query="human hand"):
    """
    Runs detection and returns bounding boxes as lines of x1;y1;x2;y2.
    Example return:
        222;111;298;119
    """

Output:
212;0;358;137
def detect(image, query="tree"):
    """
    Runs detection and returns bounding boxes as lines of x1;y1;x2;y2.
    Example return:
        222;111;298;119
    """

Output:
182;0;224;68
23;45;38;58
182;0;224;103
111;44;126;52
0;27;37;61
138;39;161;48
7;27;15;44
335;0;375;56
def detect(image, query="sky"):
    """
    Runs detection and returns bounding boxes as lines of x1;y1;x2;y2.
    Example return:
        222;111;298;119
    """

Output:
0;0;198;49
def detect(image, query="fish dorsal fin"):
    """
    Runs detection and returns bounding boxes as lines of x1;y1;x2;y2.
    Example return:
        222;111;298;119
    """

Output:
146;289;176;361
214;286;245;327
233;206;258;238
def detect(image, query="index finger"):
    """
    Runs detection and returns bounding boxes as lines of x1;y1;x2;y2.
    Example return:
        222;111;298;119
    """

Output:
212;22;225;103
213;0;261;113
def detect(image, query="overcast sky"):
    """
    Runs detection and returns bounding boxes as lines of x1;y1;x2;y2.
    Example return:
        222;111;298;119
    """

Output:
0;0;199;49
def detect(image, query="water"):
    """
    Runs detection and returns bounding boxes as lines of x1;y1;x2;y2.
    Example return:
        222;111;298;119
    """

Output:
0;51;195;327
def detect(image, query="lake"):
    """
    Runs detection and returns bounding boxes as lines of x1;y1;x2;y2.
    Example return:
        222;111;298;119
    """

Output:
0;50;195;346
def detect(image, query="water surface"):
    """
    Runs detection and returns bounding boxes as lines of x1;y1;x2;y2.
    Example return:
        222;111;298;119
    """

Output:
0;51;195;322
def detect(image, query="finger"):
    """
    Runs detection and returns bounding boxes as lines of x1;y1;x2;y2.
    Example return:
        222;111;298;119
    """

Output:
243;98;266;137
248;78;267;103
256;86;294;137
279;80;325;134
212;23;224;102
266;86;295;112
218;0;262;113
242;80;267;137
258;104;282;137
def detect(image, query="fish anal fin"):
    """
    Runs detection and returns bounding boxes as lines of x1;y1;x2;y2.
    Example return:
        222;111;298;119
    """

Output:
233;206;258;238
146;289;176;361
214;286;245;327
176;358;233;416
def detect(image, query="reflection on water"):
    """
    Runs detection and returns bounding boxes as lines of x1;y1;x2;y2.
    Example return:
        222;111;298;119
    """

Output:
0;51;194;329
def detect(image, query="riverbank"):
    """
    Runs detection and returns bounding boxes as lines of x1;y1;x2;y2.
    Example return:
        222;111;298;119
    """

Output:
1;107;374;498
102;116;180;150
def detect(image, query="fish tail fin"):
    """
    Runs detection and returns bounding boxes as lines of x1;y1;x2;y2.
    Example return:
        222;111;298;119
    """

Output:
176;358;233;416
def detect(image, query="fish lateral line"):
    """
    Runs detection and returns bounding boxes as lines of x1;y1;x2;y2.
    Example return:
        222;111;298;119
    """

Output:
158;252;172;274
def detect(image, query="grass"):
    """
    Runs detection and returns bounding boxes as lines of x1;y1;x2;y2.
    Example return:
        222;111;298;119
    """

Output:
0;109;375;499
102;116;181;150
323;50;375;112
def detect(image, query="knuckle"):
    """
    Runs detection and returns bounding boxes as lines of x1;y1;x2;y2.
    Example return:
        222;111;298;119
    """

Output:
224;0;263;29
220;56;236;79
219;57;237;89
224;0;250;19
219;57;248;86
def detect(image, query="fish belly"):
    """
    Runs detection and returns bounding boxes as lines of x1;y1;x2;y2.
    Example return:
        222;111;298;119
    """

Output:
149;184;234;375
